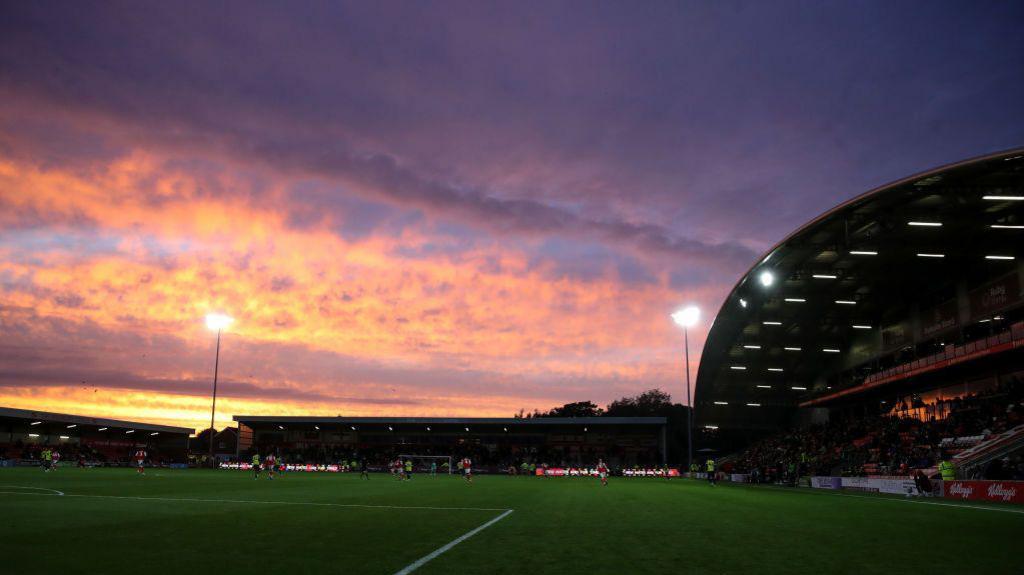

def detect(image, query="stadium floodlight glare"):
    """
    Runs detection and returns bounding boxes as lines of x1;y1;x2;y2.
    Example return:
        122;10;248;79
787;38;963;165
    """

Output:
916;253;945;258
28;433;39;438
758;270;774;287
30;421;41;426
739;298;748;308
784;347;802;351
763;321;782;326
823;348;841;353
713;401;728;405
278;425;284;430
66;424;76;428
990;224;1024;229
985;255;1015;260
784;298;806;303
59;435;70;439
149;432;159;436
767;368;783;372
465;427;470;432
983;195;1024;201
671;306;700;328
387;426;393;431
849;250;878;256
835;300;856;305
908;221;942;227
730;366;746;370
756;385;772;389
704;425;719;430
978;318;991;323
746;403;761;407
503;427;508;432
426;426;431;431
852;324;872;329
351;425;356;430
812;274;837;279
125;430;134;434
205;313;234;331
314;425;319;430
791;386;807;391
743;344;761;349
98;427;107;431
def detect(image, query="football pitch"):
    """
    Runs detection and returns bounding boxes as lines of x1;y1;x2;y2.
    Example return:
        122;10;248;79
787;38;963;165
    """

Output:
1;468;1020;574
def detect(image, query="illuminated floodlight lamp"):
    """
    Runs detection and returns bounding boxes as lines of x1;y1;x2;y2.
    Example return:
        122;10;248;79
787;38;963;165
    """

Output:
30;421;42;426
852;324;872;329
350;425;356;430
126;430;135;434
671;306;700;328
758;271;774;287
917;253;944;258
823;348;841;353
739;298;748;308
704;425;719;430
465;427;470;432
908;221;942;227
205;313;234;331
784;298;806;303
983;195;1024;201
746;403;761;407
278;425;285;430
150;432;159;436
28;433;39;438
756;385;772;389
59;435;70;439
985;255;1015;260
849;250;878;256
990;224;1024;229
812;274;837;279
713;401;729;405
835;300;856;305
791;386;807;391
730;366;746;370
66;424;77;429
763;321;782;326
426;426;431;431
743;345;761;349
314;425;319;430
767;368;783;372
98;427;107;431
784;347;802;351
503;427;508;432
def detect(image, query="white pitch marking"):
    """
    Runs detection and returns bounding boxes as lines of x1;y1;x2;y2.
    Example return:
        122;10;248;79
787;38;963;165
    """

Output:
0;491;507;512
0;485;64;496
393;509;514;575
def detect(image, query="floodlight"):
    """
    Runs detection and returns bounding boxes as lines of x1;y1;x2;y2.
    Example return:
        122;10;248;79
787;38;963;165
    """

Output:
671;306;700;328
205;313;234;331
759;271;774;287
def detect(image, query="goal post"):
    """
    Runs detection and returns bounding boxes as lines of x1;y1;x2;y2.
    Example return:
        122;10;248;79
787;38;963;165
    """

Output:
399;454;452;474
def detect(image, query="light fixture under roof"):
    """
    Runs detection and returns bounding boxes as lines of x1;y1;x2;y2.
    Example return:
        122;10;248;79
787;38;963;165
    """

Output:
739;298;748;308
746;403;761;407
784;298;806;303
278;425;284;430
704;425;719;430
767;368;783;372
30;421;42;426
66;424;77;429
59;435;70;440
983;195;1024;201
763;321;782;326
990;224;1024;229
784;346;802;351
916;253;944;258
98;427;107;431
759;270;774;287
150;432;159;436
730;366;747;370
126;430;135;434
713;401;728;405
835;300;856;305
743;344;761;349
852;324;872;329
756;385;772;389
314;425;320;430
985;255;1015;260
791;386;807;391
812;274;837;279
823;348;841;353
908;221;942;227
850;250;878;256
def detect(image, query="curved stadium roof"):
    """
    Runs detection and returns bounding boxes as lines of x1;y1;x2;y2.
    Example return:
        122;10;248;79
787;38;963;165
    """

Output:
694;148;1024;434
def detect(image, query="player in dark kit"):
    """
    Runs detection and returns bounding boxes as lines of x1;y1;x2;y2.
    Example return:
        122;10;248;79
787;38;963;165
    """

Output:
360;459;370;480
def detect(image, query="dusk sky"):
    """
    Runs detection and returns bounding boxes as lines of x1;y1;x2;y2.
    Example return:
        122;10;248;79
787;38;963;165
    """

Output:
1;2;1022;432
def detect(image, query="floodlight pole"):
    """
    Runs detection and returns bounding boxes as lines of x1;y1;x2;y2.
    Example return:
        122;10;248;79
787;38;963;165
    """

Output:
684;325;693;475
208;328;221;467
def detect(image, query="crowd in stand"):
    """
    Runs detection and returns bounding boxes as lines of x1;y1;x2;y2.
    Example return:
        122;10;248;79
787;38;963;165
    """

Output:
0;441;171;467
732;377;1024;482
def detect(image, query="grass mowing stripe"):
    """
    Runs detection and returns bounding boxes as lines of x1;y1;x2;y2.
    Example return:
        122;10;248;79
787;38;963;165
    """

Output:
393;509;514;575
0;491;509;511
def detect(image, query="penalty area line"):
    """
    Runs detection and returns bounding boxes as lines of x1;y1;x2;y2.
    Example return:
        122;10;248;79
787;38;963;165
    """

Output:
0;491;507;512
0;486;65;496
393;508;514;575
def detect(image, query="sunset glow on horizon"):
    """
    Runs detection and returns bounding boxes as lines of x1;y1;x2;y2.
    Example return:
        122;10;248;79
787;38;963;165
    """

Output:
2;3;1021;433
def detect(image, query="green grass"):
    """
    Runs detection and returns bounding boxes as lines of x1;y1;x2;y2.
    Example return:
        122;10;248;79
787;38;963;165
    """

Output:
0;468;1020;574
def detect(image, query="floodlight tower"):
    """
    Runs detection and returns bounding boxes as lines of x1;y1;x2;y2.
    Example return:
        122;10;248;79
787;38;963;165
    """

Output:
671;306;700;475
205;313;234;466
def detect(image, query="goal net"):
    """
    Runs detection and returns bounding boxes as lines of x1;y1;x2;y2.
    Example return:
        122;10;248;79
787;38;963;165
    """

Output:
399;455;452;474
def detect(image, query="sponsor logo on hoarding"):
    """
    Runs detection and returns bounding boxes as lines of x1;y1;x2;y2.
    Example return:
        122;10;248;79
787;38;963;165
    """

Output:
987;483;1017;502
948;482;974;499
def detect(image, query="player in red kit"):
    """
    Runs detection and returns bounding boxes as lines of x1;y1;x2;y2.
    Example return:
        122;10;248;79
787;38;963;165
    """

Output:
461;457;472;483
596;459;610;486
264;452;276;480
134;448;147;475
